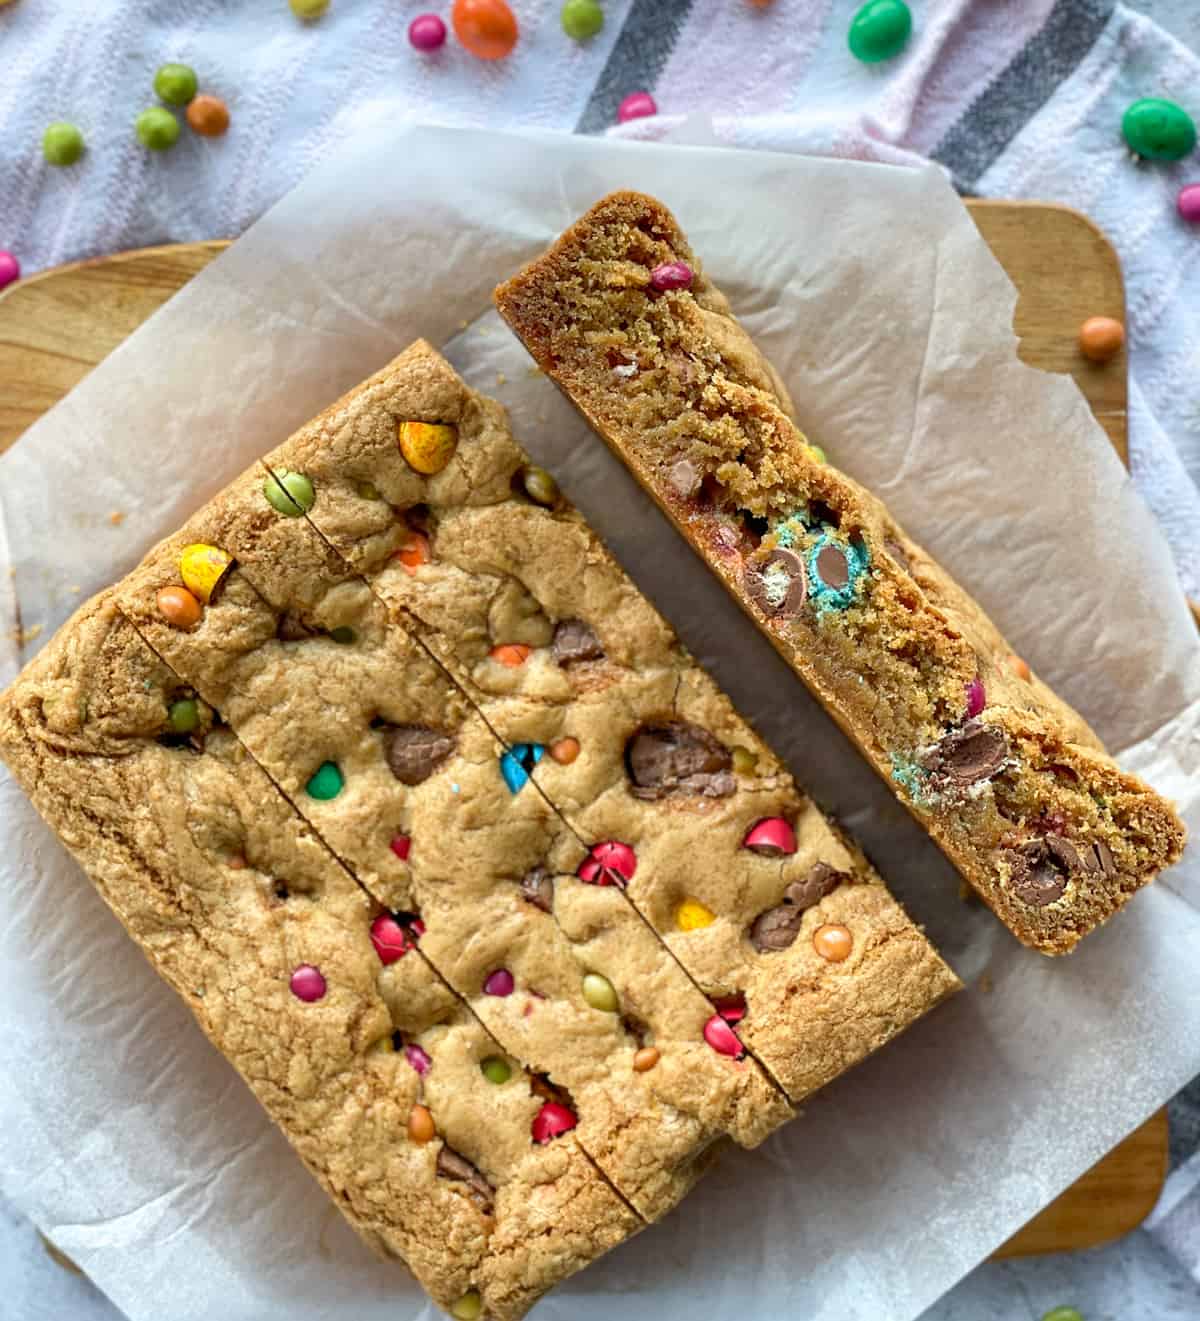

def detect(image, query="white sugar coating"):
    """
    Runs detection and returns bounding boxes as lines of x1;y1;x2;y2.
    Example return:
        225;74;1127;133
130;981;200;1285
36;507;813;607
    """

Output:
761;560;792;608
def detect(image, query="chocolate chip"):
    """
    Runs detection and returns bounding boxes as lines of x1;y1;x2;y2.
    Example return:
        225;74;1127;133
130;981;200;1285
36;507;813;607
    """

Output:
626;721;735;800
884;538;911;574
744;549;807;618
1006;838;1070;907
277;610;321;642
436;1146;494;1209
1045;835;1083;873
667;458;702;499
921;720;1008;789
520;866;554;913
552;619;605;666
815;544;850;590
384;724;456;785
748;863;848;952
1090;839;1116;874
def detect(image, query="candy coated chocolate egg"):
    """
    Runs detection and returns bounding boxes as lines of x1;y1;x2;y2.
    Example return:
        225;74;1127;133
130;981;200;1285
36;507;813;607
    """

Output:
187;95;230;137
452;0;518;60
703;1013;743;1057
1041;1310;1085;1321
450;1292;483;1321
743;817;797;856
264;468;315;515
617;91;656;124
1008;653;1032;681
1179;184;1200;223
409;13;447;50
1078;315;1124;363
305;760;344;800
43;122;85;166
484;968;514;996
1122;98;1196;160
561;0;603;40
633;1046;660;1072
157;585;203;629
549;737;580;764
290;964;326;1001
848;0;912;64
407;1104;436;1144
531;1100;577;1143
582;972;619;1012
136;106;181;151
480;1055;512;1084
813;923;853;962
154;63;198;107
675;898;716;931
0;250;19;290
649;261;693;292
398;420;458;474
168;698;200;733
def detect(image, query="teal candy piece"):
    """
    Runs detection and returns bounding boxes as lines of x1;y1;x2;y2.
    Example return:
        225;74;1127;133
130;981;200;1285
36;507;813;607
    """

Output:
306;761;344;800
807;533;870;613
1122;98;1196;160
500;743;544;794
848;0;912;64
890;755;932;809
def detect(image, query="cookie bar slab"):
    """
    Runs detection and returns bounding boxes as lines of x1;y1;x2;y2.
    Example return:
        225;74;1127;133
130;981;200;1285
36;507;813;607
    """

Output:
0;597;639;1321
258;340;959;1101
494;190;1186;955
111;485;792;1219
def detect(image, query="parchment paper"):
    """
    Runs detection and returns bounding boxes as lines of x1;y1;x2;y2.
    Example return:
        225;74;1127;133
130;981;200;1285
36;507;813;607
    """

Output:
1;124;1198;1321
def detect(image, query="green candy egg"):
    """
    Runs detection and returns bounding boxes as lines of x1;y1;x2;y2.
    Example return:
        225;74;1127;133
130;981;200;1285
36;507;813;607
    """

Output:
1041;1310;1085;1321
264;468;316;515
154;63;198;107
1122;98;1196;161
848;0;912;64
306;761;344;800
168;698;200;734
582;972;619;1012
561;0;603;41
136;107;180;150
43;122;85;167
480;1056;512;1085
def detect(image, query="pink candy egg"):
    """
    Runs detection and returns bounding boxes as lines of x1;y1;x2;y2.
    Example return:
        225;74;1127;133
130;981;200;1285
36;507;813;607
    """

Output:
1179;184;1200;224
743;817;797;856
703;1013;744;1058
290;964;327;1002
617;90;657;124
484;968;515;996
409;13;447;50
404;1043;432;1075
965;677;986;719
649;261;693;292
0;251;18;292
531;1101;577;1144
577;840;637;886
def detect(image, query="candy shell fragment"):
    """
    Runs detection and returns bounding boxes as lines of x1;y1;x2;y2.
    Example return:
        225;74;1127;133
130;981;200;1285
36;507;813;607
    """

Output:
703;1012;744;1058
398;420;458;474
179;543;233;603
743;817;796;856
531;1100;577;1143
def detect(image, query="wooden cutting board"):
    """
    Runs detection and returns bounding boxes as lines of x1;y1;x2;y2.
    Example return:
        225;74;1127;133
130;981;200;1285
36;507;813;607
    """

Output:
0;204;1169;1259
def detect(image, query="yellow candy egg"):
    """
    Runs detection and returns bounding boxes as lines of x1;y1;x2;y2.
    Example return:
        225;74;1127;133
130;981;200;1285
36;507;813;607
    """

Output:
178;543;233;604
398;420;458;475
675;898;716;931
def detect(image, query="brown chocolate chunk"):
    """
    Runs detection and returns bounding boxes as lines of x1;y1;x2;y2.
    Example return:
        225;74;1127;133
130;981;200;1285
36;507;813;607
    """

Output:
276;610;321;642
667;457;702;500
815;544;850;590
552;618;605;665
1005;837;1072;908
921;719;1008;789
436;1146;494;1209
748;862;849;953
744;548;807;618
1090;839;1116;874
520;866;554;913
626;721;735;800
884;538;911;574
1045;835;1083;873
384;724;456;785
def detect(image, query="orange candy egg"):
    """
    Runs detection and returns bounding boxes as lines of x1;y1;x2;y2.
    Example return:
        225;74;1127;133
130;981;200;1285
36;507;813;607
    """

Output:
452;0;518;60
813;923;853;963
489;643;531;667
395;531;431;575
157;585;202;629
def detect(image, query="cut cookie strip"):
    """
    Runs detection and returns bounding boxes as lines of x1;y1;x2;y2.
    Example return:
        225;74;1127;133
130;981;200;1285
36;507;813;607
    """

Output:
111;488;794;1216
493;190;1186;955
0;597;639;1321
255;341;959;1100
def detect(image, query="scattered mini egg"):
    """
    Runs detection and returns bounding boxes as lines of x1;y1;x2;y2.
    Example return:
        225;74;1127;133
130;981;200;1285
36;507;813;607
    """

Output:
154;62;198;106
187;94;230;137
1177;184;1200;223
617;90;656;124
452;0;519;60
409;13;447;51
1122;97;1196;160
0;251;19;291
562;0;603;41
137;106;181;150
848;0;912;64
43;122;85;167
290;0;330;19
1078;315;1124;363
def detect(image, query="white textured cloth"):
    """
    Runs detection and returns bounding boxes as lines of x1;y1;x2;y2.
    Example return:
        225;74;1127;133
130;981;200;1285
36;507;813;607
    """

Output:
2;2;1200;1318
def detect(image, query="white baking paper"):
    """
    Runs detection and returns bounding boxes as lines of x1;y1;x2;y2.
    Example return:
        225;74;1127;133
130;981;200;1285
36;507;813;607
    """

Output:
1;124;1198;1321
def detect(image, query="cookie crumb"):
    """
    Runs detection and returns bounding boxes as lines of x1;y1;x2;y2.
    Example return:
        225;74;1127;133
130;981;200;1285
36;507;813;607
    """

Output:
977;973;993;994
496;372;507;386
109;511;126;526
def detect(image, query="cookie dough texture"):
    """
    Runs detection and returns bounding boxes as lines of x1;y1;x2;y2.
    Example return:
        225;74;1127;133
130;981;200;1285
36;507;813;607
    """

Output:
0;597;637;1319
493;189;1186;955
